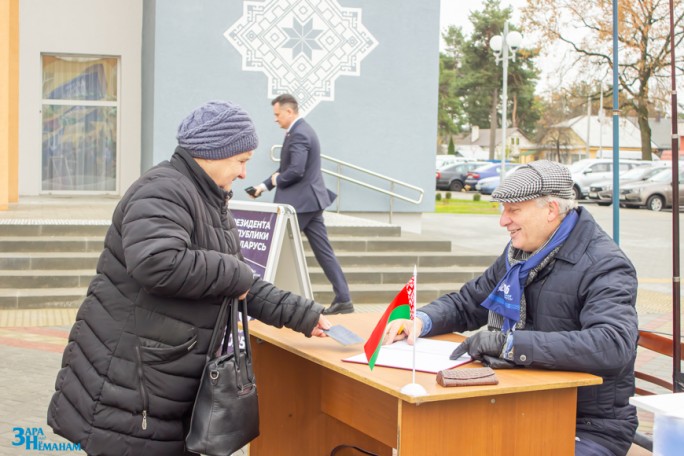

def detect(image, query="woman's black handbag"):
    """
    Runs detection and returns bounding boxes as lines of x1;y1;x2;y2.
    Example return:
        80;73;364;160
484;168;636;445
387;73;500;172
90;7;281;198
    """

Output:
185;298;259;456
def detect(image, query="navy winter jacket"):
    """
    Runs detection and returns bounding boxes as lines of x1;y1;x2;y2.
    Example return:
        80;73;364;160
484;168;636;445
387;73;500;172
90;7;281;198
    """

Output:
420;207;639;456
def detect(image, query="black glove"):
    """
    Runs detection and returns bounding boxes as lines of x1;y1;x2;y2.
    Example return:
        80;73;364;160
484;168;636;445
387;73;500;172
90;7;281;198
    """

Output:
481;355;516;369
450;331;507;362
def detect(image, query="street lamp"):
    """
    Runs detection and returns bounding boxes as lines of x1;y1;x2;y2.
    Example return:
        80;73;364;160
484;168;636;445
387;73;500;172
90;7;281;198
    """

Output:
490;22;523;179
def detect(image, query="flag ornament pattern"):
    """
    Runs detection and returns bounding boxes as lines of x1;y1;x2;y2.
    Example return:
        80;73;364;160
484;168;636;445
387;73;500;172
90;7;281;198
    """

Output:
364;275;415;370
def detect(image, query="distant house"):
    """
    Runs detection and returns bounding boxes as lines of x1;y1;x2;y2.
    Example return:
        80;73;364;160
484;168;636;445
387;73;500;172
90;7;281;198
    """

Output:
638;116;673;155
451;126;536;162
534;115;659;163
650;118;684;160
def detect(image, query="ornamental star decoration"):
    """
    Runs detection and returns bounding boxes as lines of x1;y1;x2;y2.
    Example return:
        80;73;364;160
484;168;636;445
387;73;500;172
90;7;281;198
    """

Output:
282;18;322;60
225;0;378;113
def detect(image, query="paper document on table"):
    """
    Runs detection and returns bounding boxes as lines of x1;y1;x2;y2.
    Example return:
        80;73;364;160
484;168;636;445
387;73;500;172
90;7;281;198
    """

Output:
343;338;471;373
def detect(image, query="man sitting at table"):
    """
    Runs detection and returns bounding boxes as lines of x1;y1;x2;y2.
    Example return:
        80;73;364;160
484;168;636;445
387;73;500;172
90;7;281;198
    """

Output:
383;160;638;456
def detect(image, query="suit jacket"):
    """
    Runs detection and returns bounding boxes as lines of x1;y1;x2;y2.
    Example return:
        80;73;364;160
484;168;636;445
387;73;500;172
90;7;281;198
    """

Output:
264;118;335;213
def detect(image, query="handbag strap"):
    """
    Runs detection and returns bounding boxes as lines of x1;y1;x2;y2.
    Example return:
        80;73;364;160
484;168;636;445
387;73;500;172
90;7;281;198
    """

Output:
222;298;239;357
207;297;232;363
218;298;256;386
239;299;255;382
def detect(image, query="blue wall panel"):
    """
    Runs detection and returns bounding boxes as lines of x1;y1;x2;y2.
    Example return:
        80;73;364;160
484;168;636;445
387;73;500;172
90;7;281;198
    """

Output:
144;0;439;213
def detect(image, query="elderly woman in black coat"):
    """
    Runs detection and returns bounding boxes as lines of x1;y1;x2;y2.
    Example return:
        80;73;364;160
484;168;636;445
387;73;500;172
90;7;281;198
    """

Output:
47;100;331;455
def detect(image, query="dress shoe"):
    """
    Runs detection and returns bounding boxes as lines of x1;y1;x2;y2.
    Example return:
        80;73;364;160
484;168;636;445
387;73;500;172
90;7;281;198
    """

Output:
322;300;354;315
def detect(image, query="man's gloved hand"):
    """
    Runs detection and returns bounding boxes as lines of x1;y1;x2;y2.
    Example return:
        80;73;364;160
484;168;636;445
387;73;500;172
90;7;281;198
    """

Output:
450;330;508;363
480;355;516;369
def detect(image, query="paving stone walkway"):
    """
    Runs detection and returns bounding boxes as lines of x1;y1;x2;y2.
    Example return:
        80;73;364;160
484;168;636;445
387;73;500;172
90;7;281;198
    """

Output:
0;197;679;454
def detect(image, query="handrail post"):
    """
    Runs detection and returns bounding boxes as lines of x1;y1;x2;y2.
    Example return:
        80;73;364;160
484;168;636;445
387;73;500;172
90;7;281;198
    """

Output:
268;144;424;221
335;163;341;213
389;182;395;224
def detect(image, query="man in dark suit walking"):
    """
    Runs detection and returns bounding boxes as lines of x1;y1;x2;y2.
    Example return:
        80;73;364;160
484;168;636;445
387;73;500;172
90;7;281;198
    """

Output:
252;94;353;315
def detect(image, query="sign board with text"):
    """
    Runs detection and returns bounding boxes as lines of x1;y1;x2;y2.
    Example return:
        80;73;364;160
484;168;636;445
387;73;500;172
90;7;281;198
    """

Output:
229;201;312;300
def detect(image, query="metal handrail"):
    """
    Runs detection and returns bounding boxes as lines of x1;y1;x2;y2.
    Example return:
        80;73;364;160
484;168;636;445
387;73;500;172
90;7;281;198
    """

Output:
269;145;424;223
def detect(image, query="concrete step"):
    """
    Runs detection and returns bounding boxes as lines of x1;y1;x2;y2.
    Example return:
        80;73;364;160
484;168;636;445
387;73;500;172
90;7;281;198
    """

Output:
0;222;109;237
0;216;486;309
0;220;400;238
312;282;462;306
0;287;87;309
0;282;465;309
0;252;100;270
307;251;496;268
0;264;484;290
0;234;428;254
0;250;463;271
325;224;400;237
0;236;104;252
302;236;451;253
307;265;482;285
0;270;95;288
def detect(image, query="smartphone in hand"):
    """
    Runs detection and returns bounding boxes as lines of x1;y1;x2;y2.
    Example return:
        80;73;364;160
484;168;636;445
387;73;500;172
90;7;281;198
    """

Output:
245;186;259;198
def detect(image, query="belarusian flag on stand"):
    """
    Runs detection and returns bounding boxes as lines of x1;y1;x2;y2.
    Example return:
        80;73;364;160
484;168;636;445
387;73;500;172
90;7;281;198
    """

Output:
363;273;416;370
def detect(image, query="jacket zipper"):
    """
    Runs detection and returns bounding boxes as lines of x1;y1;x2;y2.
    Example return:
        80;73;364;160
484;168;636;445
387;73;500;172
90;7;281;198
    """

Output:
135;346;149;430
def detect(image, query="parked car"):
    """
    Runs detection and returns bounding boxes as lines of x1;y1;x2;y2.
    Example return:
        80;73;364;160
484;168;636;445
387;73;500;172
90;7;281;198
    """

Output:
435;155;470;169
435;161;488;191
569;158;651;200
475;165;522;195
464;163;515;191
619;168;684;211
588;162;672;206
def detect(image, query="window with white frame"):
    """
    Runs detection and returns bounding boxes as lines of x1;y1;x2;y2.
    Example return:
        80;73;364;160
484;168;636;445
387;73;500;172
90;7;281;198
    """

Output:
41;54;118;192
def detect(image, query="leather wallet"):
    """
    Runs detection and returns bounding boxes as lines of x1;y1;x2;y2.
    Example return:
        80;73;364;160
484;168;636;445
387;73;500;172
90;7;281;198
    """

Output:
436;367;499;387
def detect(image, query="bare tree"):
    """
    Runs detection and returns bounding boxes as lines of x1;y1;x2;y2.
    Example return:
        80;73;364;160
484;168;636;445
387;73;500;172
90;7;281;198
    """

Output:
539;126;578;163
522;0;684;160
535;88;583;163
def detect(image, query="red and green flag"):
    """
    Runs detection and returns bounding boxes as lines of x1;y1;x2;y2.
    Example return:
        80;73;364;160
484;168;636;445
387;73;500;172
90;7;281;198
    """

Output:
364;274;415;370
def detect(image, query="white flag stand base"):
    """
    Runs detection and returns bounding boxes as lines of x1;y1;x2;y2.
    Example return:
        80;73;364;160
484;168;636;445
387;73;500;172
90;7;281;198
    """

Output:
400;383;427;396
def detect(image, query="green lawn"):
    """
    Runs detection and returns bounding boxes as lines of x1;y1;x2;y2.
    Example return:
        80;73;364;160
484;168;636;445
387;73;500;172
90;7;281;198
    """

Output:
434;198;501;214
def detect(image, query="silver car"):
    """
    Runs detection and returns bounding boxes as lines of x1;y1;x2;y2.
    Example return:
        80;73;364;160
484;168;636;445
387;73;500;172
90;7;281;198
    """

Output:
588;163;672;206
619;168;684;211
569;159;649;200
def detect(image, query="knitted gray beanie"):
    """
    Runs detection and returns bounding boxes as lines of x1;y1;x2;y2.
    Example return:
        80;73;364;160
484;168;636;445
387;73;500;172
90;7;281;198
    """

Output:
176;100;259;159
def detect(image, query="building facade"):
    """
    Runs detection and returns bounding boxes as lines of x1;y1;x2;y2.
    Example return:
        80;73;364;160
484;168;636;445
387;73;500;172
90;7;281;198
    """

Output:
2;0;440;216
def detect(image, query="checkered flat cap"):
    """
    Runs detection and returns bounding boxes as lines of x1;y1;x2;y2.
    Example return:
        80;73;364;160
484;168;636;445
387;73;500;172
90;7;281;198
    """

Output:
492;160;574;203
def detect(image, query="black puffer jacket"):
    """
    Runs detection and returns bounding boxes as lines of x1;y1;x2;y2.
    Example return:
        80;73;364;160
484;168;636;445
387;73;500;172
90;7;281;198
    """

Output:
420;207;638;456
47;147;323;456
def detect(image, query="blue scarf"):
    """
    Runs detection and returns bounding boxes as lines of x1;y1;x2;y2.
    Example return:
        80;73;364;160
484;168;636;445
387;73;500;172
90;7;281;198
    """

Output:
481;210;579;332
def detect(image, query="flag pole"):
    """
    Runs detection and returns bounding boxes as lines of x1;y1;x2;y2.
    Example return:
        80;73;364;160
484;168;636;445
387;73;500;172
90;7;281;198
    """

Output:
401;265;427;396
411;265;417;385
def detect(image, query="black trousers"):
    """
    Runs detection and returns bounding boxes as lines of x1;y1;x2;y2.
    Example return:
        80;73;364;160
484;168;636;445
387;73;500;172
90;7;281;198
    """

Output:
297;210;350;303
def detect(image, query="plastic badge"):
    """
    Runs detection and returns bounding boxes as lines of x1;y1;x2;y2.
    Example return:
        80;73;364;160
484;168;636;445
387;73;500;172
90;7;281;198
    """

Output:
324;325;364;346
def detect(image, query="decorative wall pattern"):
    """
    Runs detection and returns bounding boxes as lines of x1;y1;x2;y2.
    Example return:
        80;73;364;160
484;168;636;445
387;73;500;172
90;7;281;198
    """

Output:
225;0;378;113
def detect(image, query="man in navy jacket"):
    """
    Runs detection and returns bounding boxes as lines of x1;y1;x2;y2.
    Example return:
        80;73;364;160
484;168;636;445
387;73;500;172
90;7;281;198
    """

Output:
252;94;353;315
384;160;639;456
